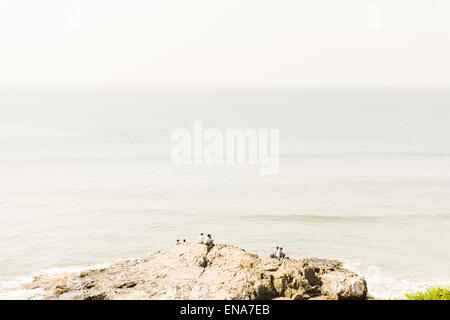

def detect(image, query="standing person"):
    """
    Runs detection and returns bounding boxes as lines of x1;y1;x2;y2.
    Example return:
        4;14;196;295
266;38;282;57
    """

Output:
208;234;214;246
197;233;204;244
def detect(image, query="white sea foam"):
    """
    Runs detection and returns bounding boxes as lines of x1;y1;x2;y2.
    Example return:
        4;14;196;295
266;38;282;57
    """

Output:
343;260;449;299
0;262;111;300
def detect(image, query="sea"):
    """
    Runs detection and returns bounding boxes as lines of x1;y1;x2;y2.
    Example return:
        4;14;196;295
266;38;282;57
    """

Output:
0;86;449;299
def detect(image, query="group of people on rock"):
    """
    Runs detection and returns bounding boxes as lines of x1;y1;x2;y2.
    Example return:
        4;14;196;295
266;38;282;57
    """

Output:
198;233;214;247
176;233;214;247
270;246;287;259
175;239;187;245
177;235;288;258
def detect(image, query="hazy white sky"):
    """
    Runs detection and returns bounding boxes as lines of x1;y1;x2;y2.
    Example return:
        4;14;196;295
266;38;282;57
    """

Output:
0;0;449;86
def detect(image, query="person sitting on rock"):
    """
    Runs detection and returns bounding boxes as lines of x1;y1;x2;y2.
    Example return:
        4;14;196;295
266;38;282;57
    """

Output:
278;247;286;259
275;247;281;258
198;233;204;244
183;239;187;243
176;239;181;245
270;246;279;258
203;234;214;247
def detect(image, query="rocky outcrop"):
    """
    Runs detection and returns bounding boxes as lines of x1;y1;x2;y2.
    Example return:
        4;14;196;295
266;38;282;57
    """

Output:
19;244;367;300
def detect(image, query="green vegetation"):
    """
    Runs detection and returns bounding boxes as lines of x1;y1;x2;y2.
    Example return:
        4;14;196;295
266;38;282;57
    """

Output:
405;287;450;300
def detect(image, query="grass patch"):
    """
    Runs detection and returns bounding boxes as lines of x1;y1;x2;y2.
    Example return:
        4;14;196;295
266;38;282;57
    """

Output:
405;287;450;300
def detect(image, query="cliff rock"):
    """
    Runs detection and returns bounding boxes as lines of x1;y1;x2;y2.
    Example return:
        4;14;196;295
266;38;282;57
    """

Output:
20;244;367;300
